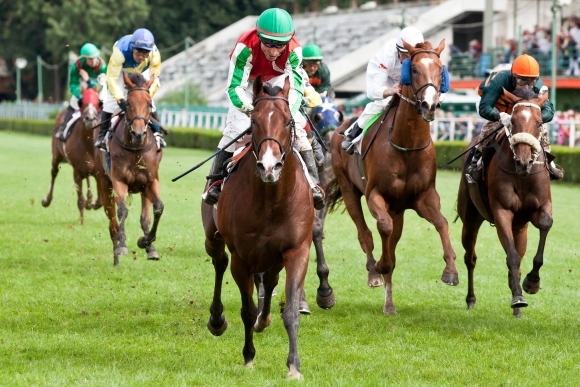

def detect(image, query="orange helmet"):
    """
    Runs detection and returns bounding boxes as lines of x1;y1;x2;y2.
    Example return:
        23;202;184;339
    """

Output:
511;54;540;77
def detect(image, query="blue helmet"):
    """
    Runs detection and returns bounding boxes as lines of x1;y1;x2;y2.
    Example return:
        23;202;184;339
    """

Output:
131;28;155;51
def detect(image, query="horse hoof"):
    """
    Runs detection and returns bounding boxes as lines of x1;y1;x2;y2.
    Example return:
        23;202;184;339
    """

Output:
41;198;50;207
441;272;459;286
207;316;228;336
368;272;384;287
253;312;272;332
137;236;149;249
245;360;253;369
316;291;336;310
147;250;160;260
299;300;311;315
510;296;528;309
383;304;396;315
115;246;128;256
286;366;303;380
522;276;540;294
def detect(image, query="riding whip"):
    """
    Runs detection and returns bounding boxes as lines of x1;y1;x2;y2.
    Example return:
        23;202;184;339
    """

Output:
446;124;505;165
171;127;252;182
300;107;328;152
89;110;125;130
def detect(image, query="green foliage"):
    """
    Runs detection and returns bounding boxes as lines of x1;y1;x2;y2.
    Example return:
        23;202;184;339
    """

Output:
156;82;208;106
2;131;580;385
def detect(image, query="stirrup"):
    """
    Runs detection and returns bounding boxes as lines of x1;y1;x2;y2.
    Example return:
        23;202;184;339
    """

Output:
341;140;355;155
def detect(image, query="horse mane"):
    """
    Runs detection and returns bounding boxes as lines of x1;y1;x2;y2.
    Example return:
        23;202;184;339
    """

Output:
512;87;538;101
414;41;433;50
126;72;148;87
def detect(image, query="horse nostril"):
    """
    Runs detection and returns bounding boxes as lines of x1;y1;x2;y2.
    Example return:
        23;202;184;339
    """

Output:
273;162;283;171
257;162;265;173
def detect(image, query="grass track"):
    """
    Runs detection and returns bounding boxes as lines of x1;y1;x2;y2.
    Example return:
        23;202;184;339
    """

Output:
1;131;579;386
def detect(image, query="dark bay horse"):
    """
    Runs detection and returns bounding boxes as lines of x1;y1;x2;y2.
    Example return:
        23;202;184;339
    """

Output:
326;39;458;315
42;87;102;224
457;88;552;317
94;73;163;265
202;77;313;379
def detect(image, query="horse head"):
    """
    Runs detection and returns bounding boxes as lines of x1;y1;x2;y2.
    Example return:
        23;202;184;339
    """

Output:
122;72;155;146
502;87;548;177
251;75;294;184
80;88;101;130
401;39;446;122
311;95;344;136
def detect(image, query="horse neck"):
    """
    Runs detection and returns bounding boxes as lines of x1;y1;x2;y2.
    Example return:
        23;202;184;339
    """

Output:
392;87;431;147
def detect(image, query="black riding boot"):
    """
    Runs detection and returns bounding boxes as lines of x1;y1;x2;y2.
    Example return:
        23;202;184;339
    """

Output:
466;146;483;182
204;150;233;205
341;122;363;155
309;133;325;166
94;111;113;150
149;111;167;150
300;150;325;210
545;151;564;180
55;106;75;141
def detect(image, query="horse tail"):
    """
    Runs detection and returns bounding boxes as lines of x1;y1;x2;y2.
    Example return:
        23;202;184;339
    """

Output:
325;176;344;213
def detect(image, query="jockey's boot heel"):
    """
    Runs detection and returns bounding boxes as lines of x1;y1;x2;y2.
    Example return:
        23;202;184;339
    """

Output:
204;150;233;205
467;147;483;182
340;122;363;155
300;150;325;210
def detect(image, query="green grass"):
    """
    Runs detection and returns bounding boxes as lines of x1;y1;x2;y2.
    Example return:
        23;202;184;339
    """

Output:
1;131;580;386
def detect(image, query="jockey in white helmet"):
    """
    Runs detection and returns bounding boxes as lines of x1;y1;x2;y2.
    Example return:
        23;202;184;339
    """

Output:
341;26;424;154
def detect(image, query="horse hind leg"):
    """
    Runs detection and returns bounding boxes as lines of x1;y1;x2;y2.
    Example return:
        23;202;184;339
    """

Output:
381;211;404;315
311;215;335;310
74;171;86;225
523;211;553;295
42;151;64;207
137;195;159;260
206;229;229;337
254;271;278;332
138;182;164;258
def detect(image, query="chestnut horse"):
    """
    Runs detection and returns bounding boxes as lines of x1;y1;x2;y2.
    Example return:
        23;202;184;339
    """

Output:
326;39;458;315
202;77;314;379
94;73;163;265
457;88;552;317
42;87;102;224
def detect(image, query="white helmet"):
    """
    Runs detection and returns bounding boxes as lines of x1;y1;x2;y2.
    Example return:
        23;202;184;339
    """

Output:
396;27;424;52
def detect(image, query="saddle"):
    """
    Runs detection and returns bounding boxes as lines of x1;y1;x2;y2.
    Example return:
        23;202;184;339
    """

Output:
62;111;82;141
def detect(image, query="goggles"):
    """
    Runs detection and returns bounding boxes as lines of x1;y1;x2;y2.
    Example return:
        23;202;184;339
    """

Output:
514;77;537;87
259;37;287;49
133;48;151;55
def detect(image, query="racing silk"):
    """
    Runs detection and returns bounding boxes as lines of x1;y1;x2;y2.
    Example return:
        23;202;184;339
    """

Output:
307;61;331;94
68;58;107;99
226;28;303;115
366;38;402;100
478;70;554;123
106;35;162;101
299;67;321;108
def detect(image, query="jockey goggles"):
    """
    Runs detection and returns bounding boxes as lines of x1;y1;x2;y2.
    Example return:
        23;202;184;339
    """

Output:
259;37;287;49
514;76;537;87
133;39;154;51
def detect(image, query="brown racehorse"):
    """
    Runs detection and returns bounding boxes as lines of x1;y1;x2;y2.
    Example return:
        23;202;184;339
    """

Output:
202;76;313;379
457;88;552;317
94;72;163;265
326;39;458;315
42;87;102;224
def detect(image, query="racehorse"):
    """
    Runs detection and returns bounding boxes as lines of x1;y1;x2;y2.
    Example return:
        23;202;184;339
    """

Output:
42;87;102;224
202;76;314;379
326;39;459;315
94;72;163;265
456;88;552;317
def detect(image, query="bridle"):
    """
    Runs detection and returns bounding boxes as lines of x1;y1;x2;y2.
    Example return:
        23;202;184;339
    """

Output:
125;87;152;131
251;96;296;164
504;101;543;165
400;49;442;114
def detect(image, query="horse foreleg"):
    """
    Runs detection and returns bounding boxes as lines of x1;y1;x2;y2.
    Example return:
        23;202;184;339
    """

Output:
111;181;130;263
523;210;553;295
338;177;380;287
42;150;64;207
139;180;164;254
282;245;309;380
366;190;394;276
414;188;459;286
91;176;103;210
381;211;403;315
460;207;484;310
137;195;158;260
73;171;86;225
494;209;528;313
99;177;120;265
230;254;258;368
206;235;229;337
311;215;335;310
254;269;280;332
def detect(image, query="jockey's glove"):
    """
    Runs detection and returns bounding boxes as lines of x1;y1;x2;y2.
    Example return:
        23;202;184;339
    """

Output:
241;103;254;115
118;99;128;111
77;97;83;107
499;112;512;128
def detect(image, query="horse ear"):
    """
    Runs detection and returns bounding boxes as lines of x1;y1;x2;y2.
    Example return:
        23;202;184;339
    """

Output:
145;74;156;89
282;76;290;98
502;87;519;104
401;39;414;54
253;75;263;97
122;72;135;89
436;39;445;55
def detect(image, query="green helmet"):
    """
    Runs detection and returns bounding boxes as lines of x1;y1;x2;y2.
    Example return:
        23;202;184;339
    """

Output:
256;8;294;43
303;44;323;61
80;43;100;59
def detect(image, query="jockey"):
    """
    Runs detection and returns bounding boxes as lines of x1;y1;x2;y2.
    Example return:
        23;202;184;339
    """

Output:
302;44;332;95
467;54;562;181
55;43;106;141
95;28;165;150
341;27;424;154
203;8;325;210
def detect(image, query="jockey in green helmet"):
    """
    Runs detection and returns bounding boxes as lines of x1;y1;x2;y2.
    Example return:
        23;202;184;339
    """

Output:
55;42;106;141
302;44;332;95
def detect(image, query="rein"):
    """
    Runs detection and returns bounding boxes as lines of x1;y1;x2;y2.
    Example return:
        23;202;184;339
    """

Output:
251;96;295;163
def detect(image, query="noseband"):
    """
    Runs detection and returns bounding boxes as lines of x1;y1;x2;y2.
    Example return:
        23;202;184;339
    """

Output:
125;87;152;129
400;50;442;113
251;96;296;163
504;101;543;164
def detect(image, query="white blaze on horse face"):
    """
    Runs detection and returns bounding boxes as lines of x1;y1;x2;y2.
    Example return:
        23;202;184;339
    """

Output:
419;58;437;107
520;109;532;124
260;145;279;172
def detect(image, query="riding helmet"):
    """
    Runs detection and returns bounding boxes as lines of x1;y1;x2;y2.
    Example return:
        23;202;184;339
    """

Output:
256;8;294;43
303;44;323;61
131;28;155;51
396;27;424;52
80;43;100;59
511;54;540;78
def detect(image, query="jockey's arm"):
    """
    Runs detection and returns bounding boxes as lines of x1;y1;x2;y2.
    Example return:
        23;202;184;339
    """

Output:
68;63;82;99
148;49;162;98
535;80;555;123
318;62;332;94
288;49;304;116
106;47;126;102
477;76;505;122
226;43;254;113
367;64;391;101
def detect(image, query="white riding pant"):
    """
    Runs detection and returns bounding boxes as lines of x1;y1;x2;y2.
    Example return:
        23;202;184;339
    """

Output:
346;96;393;134
102;69;157;114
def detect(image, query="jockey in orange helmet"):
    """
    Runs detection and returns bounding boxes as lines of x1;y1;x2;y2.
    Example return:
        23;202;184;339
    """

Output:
467;54;562;181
